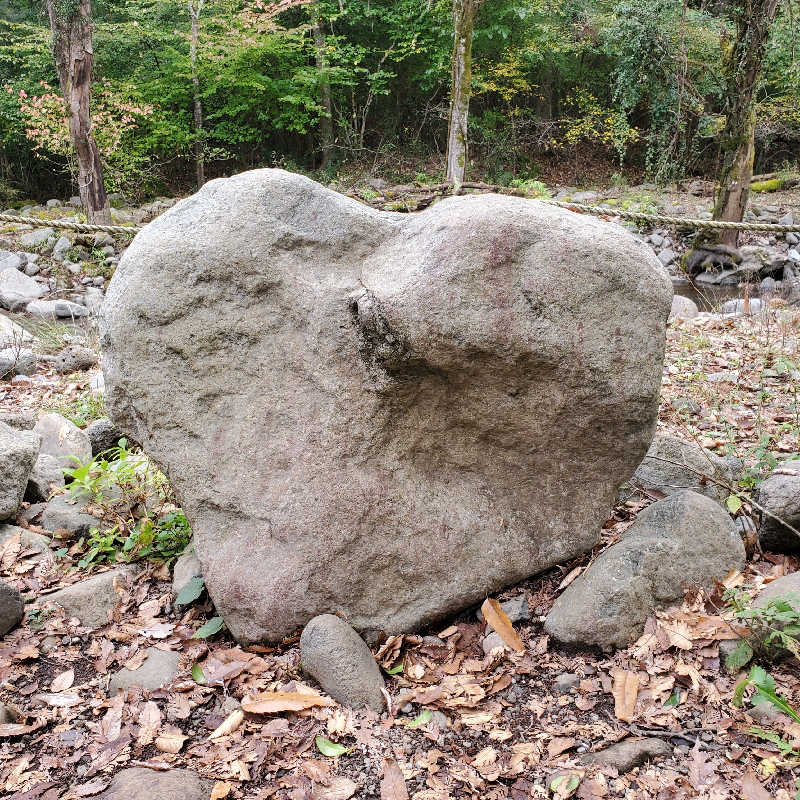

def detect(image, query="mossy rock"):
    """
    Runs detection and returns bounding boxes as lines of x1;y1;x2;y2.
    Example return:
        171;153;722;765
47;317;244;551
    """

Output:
751;178;784;193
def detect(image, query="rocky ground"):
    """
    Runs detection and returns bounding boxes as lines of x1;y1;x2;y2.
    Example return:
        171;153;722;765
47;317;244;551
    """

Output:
0;184;799;799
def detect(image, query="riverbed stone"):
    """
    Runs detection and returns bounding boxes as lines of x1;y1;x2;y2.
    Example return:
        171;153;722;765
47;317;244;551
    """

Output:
43;566;137;628
25;454;65;502
101;168;673;642
0;316;32;350
0;580;24;636
0;421;39;520
97;767;210;800
757;466;800;553
108;647;181;693
545;490;745;649
172;546;203;598
19;227;55;249
86;418;125;455
0;524;51;558
34;412;92;471
300;614;386;711
579;738;672;772
622;433;739;506
0;267;44;309
40;494;97;537
668;295;698;321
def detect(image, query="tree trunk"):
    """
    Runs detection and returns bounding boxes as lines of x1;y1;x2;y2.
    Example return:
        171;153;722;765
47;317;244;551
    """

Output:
189;0;206;190
711;0;779;246
446;0;483;188
312;8;333;170
46;0;110;225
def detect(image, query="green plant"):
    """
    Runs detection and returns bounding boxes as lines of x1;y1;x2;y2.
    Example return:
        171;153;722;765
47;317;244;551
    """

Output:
740;434;780;490
49;391;106;427
732;665;800;723
724;587;800;669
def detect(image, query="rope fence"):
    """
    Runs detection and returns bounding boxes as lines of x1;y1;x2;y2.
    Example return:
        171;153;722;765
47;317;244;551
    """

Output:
2;183;800;235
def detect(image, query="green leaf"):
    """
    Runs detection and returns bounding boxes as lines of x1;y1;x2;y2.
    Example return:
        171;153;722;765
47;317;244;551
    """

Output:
192;616;225;639
405;709;432;728
663;688;682;707
315;735;352;757
726;494;743;514
176;576;205;606
385;663;403;675
191;663;206;684
724;640;753;670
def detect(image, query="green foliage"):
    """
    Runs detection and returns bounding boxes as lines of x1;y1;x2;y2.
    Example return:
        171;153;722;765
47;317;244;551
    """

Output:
193;616;225;639
724;587;800;669
732;665;800;724
740;434;779;490
315;735;352;757
176;574;205;605
48;391;106;427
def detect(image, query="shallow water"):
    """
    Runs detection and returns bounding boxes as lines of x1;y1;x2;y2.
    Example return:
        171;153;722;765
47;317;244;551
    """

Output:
673;281;762;311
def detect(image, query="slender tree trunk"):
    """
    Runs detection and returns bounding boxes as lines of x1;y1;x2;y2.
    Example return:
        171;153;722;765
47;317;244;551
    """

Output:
711;0;779;246
189;0;206;190
446;0;483;187
46;0;110;225
312;7;333;170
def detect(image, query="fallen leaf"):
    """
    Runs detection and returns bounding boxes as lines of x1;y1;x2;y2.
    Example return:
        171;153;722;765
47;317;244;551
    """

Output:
740;769;771;800
208;709;244;740
480;598;525;652
210;781;232;800
137;701;161;747
242;691;334;714
381;757;409;800
34;692;82;707
316;736;352;757
155;731;188;753
50;669;74;692
548;737;576;758
313;777;359;800
610;669;639;722
74;778;111;797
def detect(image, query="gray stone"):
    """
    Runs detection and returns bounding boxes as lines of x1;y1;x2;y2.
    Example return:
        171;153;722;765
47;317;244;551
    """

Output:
300;614;386;711
97;768;210;800
86;418;125;455
0;411;35;430
669;397;701;416
649;234;664;248
755;571;800;609
34;412;92;471
477;594;530;624
0;524;51;556
779;213;795;227
0;267;44;309
554;673;580;692
0;251;22;271
19;227;55;248
787;233;800;246
482;631;509;654
67;196;82;209
108;647;180;693
24;261;40;276
0;422;39;520
0;579;24;636
52;236;72;262
25;454;65;502
669;295;698;321
84;287;104;314
46;199;63;208
25;299;89;318
44;566;136;628
0;347;36;378
658;249;676;267
172;547;203;597
101;169;672;643
579;738;672;772
721;298;764;316
757;467;800;553
545;491;746;649
622;433;739;506
44;345;98;374
40;494;97;537
93;232;115;248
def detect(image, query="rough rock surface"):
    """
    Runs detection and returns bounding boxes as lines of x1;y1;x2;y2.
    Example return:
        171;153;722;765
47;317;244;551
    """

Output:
172;547;203;598
25;453;65;502
40;495;97;537
97;767;210;800
0;579;24;636
579;738;673;771
0;524;51;556
0;421;39;520
668;295;698;321
622;433;739;506
34;412;92;471
300;614;386;711
545;490;745;649
86;417;125;455
0;267;44;309
101;168;672;642
43;566;136;628
108;647;180;693
757;467;800;553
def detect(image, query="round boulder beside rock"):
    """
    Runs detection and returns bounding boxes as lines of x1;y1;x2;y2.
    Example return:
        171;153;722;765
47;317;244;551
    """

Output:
300;614;386;711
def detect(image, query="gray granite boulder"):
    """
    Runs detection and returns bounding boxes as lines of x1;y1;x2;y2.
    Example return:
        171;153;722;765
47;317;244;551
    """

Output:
40;494;97;537
0;267;44;309
300;614;386;711
25;454;65;502
0;421;39;520
43;566;137;628
757;466;800;553
97;768;210;800
545;490;745;649
86;417;125;455
108;647;180;693
0;580;24;636
34;412;91;471
101;168;672;643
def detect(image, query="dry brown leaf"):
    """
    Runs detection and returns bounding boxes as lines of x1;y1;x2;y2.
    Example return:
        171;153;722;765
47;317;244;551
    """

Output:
610;668;639;722
208;709;244;740
313;777;359;800
137;701;162;747
210;781;232;800
740;770;771;800
155;731;188;753
547;737;576;758
480;598;525;652
0;721;46;737
50;668;74;692
380;757;409;800
241;691;334;714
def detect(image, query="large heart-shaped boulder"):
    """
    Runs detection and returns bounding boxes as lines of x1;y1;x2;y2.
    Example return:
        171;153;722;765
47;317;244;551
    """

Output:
101;169;672;643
